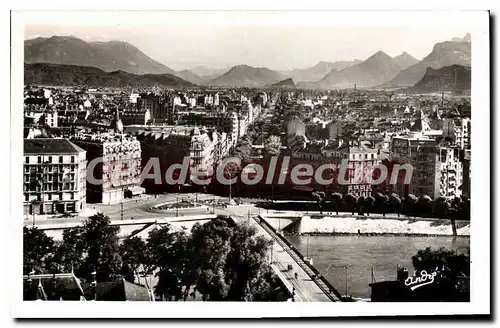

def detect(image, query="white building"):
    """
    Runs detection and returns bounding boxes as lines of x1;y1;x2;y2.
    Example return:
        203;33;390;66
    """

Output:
24;139;87;215
455;118;471;149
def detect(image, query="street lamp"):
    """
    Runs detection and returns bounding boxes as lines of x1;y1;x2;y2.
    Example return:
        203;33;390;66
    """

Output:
342;266;348;296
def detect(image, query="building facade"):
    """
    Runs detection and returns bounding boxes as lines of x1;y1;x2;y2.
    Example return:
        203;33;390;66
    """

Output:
71;133;143;204
391;135;440;198
23;139;87;215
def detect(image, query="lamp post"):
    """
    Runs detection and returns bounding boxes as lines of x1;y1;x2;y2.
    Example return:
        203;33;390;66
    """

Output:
342;266;348;296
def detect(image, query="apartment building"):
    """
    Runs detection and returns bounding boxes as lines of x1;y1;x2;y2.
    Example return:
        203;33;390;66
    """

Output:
23;139;87;215
322;141;380;198
456;118;471;150
71;133;143;204
437;145;463;199
391;135;440;198
136;126;230;191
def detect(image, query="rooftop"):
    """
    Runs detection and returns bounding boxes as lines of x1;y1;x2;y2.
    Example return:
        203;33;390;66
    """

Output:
71;132;138;144
24;138;86;155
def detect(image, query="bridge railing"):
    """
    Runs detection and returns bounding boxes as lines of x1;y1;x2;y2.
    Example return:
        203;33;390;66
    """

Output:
257;215;343;301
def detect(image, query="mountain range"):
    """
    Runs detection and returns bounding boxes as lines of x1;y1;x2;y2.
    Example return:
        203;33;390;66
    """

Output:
280;60;362;82
24;34;471;91
270;78;296;88
407;65;471;94
317;51;407;89
24;63;195;88
380;37;471;88
207;65;288;87
25;36;176;75
188;65;231;80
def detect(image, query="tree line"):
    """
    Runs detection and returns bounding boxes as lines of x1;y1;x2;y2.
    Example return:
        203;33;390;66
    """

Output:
23;214;287;301
310;191;470;220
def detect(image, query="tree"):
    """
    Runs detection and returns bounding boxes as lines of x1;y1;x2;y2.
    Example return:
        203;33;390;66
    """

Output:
54;226;86;274
119;236;147;283
23;227;57;275
411;247;470;301
375;192;389;217
459;196;470;220
433;197;450;219
364;196;375;216
418;195;433;217
263;135;282;157
389;193;402;217
450;197;463;220
146;224;190;301
330;192;343;215
189;217;278;301
81;213;122;281
345;193;358;215
55;213;122;282
357;195;366;215
225;223;274;301
403;194;418;215
312;191;326;214
190;218;233;301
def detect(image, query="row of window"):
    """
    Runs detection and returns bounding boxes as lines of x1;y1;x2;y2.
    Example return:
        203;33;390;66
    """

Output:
25;156;76;164
24;182;77;191
24;193;76;201
24;165;77;174
328;152;376;160
24;175;75;183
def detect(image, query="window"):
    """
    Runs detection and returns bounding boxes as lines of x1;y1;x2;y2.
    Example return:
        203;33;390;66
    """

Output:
48;194;52;200
71;156;75;164
59;156;63;163
37;156;41;164
25;157;29;164
48;156;52;163
24;166;29;173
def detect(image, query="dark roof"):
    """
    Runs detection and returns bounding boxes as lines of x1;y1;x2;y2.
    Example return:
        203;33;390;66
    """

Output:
24;138;86;155
23;273;85;301
82;279;151;301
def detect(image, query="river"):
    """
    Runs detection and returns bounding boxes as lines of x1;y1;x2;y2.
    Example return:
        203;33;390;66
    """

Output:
286;235;470;300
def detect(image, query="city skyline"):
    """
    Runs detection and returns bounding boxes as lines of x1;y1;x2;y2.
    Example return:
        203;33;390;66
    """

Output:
24;25;470;71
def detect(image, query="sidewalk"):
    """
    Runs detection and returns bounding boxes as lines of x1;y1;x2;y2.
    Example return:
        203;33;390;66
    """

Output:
24;207;99;222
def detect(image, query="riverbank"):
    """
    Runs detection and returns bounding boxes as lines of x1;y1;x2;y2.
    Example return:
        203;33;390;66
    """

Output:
296;216;470;237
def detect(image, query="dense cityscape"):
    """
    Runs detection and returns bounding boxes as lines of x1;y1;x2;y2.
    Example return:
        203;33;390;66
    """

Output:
22;30;471;303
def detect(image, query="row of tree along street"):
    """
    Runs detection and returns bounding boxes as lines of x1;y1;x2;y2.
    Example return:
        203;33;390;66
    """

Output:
23;214;290;301
305;191;470;220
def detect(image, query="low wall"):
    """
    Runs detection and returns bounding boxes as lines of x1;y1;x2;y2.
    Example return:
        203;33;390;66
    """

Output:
298;216;470;237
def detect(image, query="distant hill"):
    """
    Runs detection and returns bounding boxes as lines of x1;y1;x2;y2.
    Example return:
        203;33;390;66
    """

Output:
188;65;230;80
381;36;471;88
208;64;287;87
407;65;471;94
283;60;362;82
173;69;205;84
25;63;195;88
318;51;402;89
24;36;175;75
393;52;419;70
270;78;296;88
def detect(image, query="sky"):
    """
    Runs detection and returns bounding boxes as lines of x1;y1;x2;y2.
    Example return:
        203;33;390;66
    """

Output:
23;13;471;71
